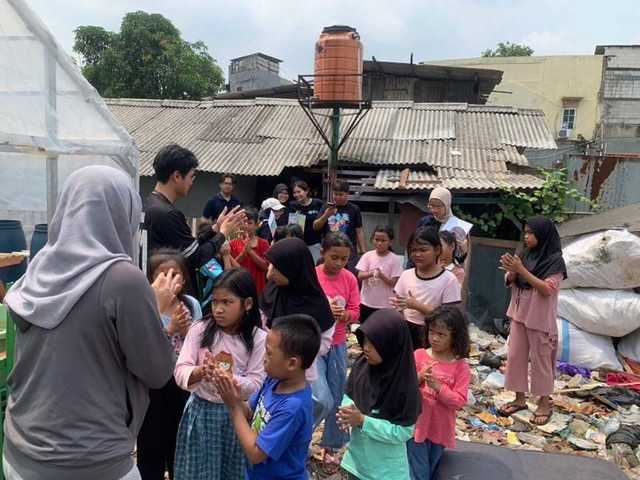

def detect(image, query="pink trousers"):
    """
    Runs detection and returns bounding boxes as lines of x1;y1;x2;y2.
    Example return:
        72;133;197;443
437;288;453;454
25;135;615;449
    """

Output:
504;320;557;396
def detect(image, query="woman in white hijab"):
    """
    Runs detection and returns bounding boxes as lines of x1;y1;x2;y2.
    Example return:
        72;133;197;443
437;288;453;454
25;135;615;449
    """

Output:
417;186;468;260
3;166;177;480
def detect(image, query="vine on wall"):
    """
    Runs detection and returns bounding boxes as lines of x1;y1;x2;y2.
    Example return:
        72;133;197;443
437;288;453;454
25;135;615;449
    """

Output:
453;169;596;236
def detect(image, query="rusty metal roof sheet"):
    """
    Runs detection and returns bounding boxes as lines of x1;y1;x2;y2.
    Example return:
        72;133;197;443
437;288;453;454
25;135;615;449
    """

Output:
374;168;544;191
106;98;556;185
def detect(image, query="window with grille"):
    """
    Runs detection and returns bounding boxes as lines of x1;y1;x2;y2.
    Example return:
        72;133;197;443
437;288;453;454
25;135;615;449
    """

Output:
562;108;576;130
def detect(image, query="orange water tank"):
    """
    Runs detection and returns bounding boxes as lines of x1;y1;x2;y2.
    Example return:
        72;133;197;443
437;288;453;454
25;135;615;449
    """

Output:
314;25;363;102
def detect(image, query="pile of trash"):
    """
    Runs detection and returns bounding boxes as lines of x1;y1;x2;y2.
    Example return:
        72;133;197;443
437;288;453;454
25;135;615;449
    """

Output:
462;322;640;480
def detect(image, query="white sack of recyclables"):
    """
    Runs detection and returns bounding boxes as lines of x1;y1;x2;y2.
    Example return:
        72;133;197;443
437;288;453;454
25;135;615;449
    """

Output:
556;318;622;372
557;288;640;337
561;230;640;290
617;327;640;364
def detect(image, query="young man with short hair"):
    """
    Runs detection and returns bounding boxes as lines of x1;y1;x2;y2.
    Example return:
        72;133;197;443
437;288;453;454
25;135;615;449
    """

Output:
143;145;244;297
202;173;244;223
212;314;321;480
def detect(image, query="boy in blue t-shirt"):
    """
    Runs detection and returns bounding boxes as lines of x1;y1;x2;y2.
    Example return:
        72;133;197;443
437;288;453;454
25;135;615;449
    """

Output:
212;314;321;480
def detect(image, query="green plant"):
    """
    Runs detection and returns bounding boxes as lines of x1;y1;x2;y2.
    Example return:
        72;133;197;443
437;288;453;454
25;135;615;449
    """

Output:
454;169;596;236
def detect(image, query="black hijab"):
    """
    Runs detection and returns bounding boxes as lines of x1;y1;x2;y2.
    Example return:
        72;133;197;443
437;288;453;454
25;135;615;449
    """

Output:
516;216;567;289
272;183;289;199
261;237;334;332
345;309;421;427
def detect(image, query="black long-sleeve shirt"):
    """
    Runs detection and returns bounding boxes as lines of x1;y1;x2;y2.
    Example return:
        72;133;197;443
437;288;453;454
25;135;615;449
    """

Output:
143;191;224;297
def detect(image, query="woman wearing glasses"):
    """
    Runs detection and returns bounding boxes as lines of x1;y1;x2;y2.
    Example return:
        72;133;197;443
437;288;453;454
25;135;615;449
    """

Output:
417;187;468;262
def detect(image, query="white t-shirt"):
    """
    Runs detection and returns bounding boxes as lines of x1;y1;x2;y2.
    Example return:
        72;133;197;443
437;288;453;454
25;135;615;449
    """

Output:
394;268;461;325
356;251;404;309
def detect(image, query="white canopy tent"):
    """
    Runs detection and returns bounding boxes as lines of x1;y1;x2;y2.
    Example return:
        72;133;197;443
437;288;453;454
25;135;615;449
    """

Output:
0;0;138;230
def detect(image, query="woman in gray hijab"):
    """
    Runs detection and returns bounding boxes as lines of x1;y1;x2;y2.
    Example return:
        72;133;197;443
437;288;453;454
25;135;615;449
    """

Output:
3;166;177;480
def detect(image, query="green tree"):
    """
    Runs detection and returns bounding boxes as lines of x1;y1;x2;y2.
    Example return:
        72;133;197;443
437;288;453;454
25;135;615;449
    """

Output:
73;11;224;100
481;41;534;57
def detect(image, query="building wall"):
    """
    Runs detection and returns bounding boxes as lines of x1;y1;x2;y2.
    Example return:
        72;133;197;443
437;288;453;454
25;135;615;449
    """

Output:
425;56;604;142
599;46;640;139
230;70;289;93
229;54;289;92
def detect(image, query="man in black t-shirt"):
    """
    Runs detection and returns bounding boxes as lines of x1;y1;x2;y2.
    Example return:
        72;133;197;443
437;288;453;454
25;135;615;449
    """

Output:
143;145;244;297
201;173;243;223
313;179;367;274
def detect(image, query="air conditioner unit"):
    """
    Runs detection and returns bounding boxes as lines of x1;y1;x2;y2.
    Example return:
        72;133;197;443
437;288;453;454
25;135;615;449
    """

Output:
557;129;570;139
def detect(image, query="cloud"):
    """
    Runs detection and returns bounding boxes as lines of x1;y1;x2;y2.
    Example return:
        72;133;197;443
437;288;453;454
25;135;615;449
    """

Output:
522;30;569;55
22;0;640;83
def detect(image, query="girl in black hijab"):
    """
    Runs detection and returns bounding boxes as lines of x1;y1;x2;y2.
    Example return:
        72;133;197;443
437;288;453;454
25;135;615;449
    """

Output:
261;237;336;426
261;237;333;331
337;309;420;480
499;216;567;426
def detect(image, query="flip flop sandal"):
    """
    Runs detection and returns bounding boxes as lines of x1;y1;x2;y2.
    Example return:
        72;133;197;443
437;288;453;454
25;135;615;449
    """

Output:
498;402;528;417
320;450;342;476
530;412;552;426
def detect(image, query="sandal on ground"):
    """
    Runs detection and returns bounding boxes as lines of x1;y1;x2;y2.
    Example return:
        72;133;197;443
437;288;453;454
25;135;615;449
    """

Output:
320;449;342;476
498;402;528;417
530;412;552;426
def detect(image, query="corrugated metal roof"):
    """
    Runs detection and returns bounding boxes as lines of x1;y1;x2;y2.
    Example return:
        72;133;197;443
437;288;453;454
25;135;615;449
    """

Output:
106;98;556;190
374;168;544;191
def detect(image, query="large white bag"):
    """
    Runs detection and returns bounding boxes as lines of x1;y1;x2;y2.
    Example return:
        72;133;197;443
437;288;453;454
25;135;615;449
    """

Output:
557;318;622;371
562;230;640;290
617;328;640;363
557;288;640;337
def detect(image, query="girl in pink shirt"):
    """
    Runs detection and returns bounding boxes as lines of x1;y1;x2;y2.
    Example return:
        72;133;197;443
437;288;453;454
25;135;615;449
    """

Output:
356;225;404;323
314;232;361;475
174;269;267;480
498;216;567;426
409;305;471;480
392;227;461;350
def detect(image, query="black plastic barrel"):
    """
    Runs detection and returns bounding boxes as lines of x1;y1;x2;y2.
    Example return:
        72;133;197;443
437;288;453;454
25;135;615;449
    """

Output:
30;224;48;260
0;220;27;284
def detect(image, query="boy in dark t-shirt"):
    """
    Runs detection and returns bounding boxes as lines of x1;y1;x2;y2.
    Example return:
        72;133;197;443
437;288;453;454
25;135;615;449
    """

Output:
211;314;321;480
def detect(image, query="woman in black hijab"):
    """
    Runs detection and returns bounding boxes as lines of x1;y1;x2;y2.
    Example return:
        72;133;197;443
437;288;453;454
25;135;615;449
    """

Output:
272;183;291;226
337;309;420;480
261;237;336;426
499;216;567;426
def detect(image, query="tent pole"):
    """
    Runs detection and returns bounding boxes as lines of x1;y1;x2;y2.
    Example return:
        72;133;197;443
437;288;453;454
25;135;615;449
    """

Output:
46;157;58;224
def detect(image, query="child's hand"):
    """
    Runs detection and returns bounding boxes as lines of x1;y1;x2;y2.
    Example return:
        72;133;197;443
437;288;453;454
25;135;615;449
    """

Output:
390;293;406;311
337;404;365;432
220;241;231;257
202;351;216;383
330;299;346;321
167;302;191;336
151;268;182;313
422;363;441;392
212;368;243;407
500;253;523;274
418;361;435;383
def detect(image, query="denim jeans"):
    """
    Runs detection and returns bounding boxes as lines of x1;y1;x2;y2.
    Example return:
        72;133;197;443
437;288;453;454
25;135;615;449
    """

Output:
312;342;349;448
407;438;446;480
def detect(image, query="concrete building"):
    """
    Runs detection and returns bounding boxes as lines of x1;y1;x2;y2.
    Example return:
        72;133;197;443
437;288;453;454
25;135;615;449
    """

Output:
425;49;640;211
228;53;291;93
596;45;640;152
424;55;604;144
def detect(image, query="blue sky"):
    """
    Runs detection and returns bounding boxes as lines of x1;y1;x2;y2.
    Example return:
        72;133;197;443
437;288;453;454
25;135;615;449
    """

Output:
27;0;640;82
